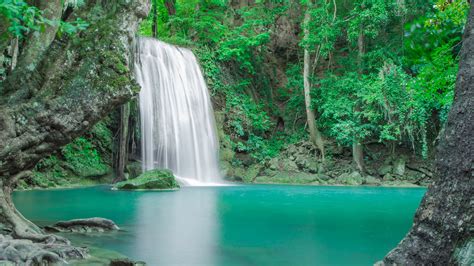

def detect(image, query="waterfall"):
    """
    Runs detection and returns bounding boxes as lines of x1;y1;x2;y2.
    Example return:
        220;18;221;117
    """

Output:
134;37;222;185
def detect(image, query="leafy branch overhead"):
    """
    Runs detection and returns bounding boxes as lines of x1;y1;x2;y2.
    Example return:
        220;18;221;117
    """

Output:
0;0;88;39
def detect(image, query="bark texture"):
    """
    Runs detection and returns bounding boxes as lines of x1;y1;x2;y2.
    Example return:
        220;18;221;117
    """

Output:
353;24;366;174
382;3;474;264
0;0;149;263
115;102;131;182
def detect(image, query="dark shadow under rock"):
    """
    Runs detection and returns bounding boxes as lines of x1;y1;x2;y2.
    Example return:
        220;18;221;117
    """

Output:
45;217;119;233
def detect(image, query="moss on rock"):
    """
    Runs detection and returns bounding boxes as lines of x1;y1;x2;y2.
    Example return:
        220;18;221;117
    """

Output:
335;171;364;186
115;169;179;190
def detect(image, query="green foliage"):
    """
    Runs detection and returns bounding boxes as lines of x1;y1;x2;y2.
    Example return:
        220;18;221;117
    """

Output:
0;0;46;37
217;4;283;74
31;129;111;188
410;42;458;123
137;0;467;163
317;72;371;145
278;64;305;127
404;0;468;69
301;0;340;57
0;0;88;39
347;0;391;42
32;155;67;187
62;137;108;175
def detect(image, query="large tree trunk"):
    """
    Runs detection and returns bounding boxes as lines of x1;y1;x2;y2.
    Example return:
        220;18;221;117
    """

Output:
0;0;149;263
303;1;325;161
353;26;365;173
382;3;474;264
115;102;131;182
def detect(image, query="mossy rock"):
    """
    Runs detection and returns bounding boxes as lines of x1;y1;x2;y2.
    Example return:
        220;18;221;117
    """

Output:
254;172;322;184
114;169;179;190
336;171;364;186
226;166;245;181
363;175;382;186
242;165;262;183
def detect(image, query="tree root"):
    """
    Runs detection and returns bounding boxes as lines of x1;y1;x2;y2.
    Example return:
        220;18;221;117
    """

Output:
0;234;87;264
0;179;88;264
45;217;120;233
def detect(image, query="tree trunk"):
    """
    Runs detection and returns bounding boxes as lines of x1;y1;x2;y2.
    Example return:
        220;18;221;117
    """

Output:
8;38;18;73
353;26;365;173
352;141;364;173
115;102;131;182
164;0;176;16
303;1;325;161
382;3;474;264
0;0;149;263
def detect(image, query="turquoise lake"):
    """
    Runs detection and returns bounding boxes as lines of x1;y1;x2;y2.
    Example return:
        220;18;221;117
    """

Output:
13;185;426;265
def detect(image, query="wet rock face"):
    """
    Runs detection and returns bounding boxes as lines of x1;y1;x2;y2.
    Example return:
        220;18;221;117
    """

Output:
45;218;119;233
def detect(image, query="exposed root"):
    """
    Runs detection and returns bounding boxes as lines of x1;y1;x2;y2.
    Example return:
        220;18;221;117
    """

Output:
45;217;120;233
0;179;88;264
0;234;87;264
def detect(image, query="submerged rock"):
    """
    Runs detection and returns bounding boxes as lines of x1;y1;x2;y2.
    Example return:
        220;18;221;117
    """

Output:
45;218;119;233
70;246;146;265
114;169;179;190
110;258;146;266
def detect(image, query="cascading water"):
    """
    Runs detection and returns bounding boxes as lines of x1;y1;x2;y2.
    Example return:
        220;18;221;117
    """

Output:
134;37;222;186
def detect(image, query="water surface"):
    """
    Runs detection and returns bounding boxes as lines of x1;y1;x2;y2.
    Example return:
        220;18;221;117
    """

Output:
14;185;425;265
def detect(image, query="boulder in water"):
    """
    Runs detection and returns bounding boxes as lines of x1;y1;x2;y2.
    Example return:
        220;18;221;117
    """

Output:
114;169;179;190
45;218;119;233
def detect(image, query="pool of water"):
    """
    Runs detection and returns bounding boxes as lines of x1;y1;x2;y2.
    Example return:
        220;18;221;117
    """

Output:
13;185;425;265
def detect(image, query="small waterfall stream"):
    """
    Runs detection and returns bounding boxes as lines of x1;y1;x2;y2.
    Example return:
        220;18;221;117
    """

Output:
134;37;222;185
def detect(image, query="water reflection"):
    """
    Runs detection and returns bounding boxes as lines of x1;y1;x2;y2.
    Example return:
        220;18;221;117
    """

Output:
133;188;218;265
